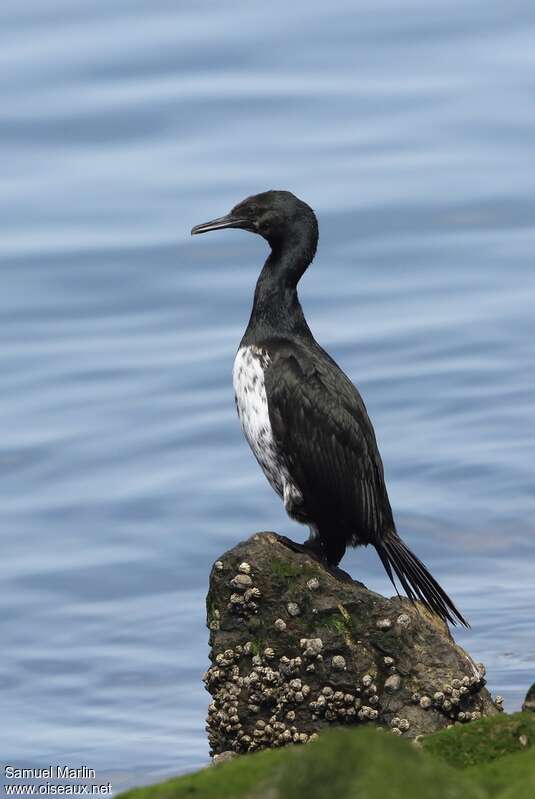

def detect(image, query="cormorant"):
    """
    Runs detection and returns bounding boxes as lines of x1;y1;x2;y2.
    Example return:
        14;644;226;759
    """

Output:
191;190;468;627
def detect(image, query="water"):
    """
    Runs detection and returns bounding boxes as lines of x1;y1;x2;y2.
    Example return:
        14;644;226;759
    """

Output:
2;0;535;792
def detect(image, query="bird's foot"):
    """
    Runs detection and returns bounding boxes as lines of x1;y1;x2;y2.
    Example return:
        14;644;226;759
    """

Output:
276;535;311;556
277;535;324;562
276;535;353;583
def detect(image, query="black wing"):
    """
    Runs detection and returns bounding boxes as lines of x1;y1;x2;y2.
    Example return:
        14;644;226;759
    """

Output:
264;338;469;627
264;339;394;547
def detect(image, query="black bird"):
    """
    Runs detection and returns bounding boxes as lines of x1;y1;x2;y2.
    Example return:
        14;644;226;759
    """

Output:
192;190;468;627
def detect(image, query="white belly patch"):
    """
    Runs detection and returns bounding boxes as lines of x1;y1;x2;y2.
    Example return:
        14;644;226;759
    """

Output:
233;345;300;508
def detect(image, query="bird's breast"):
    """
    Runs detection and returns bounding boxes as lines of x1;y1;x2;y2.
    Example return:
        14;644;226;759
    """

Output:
233;345;286;496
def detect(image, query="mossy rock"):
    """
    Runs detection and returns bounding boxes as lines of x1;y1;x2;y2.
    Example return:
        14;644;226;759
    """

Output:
425;712;535;799
276;727;483;799
204;532;497;754
422;711;535;768
117;714;535;799
118;727;481;799
522;682;535;713
471;751;535;799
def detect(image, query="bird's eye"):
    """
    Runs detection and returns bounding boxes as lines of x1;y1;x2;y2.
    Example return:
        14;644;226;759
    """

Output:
248;204;258;215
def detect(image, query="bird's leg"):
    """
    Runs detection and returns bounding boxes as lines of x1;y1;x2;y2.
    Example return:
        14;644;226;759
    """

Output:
302;536;325;558
309;543;353;583
277;533;353;583
323;561;353;583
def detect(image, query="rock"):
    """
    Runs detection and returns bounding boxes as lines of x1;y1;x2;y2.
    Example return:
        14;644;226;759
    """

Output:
211;750;237;766
204;532;497;755
522;683;535;713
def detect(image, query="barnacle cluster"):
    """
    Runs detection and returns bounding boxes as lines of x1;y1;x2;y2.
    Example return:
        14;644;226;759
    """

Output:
204;643;315;753
410;669;487;724
227;562;262;616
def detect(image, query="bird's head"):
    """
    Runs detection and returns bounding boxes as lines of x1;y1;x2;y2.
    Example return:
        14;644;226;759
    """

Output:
191;190;318;257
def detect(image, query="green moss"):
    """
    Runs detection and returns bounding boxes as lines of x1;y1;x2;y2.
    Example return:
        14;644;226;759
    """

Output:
323;614;348;635
118;714;535;799
422;712;535;768
248;639;262;657
118;747;288;799
497;772;535;799
277;728;483;799
469;750;535;797
322;606;355;643
270;558;318;581
118;729;482;799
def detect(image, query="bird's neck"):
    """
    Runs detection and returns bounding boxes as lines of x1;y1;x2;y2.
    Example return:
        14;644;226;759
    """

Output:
242;238;314;345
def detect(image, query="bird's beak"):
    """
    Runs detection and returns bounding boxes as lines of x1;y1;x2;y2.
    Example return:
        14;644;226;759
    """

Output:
191;213;248;236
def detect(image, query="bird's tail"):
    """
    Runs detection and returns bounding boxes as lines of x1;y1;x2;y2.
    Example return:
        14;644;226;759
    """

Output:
375;531;469;627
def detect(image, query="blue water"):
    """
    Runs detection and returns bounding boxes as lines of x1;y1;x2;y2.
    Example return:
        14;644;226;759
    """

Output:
2;0;535;792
